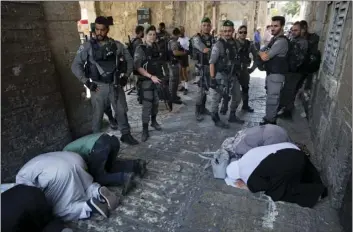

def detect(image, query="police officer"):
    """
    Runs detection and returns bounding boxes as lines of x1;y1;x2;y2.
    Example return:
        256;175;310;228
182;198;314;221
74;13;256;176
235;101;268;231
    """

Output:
156;22;171;94
168;28;187;104
209;20;244;128
71;16;139;145
235;25;257;113
134;25;163;142
258;16;289;125
278;21;308;119
192;17;214;121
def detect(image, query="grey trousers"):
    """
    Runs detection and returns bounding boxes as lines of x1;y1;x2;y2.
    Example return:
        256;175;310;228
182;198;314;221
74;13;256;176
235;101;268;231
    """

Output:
280;72;302;111
210;72;241;113
91;83;130;134
168;63;180;100
196;65;210;106
265;74;285;122
141;79;159;124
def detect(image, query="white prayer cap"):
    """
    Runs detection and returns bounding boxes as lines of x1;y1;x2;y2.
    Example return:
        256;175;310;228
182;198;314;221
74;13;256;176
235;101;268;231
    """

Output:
226;160;241;181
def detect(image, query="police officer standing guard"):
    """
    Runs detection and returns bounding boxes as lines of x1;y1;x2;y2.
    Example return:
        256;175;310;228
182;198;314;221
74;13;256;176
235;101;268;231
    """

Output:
235;25;257;113
258;16;289;125
71;16;139;145
168;28;187;104
209;20;244;128
192;17;213;121
134;25;164;142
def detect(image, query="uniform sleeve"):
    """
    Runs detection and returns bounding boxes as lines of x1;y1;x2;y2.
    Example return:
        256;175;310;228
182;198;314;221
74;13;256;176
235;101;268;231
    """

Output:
118;42;133;76
71;42;90;84
267;38;288;59
133;45;146;69
133;39;143;52
209;41;221;64
192;35;206;52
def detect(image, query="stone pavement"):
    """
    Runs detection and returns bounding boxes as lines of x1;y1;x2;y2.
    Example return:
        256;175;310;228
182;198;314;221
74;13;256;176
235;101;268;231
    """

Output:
70;69;342;232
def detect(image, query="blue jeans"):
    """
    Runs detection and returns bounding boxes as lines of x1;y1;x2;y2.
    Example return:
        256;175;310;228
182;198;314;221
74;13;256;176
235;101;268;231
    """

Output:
89;134;137;186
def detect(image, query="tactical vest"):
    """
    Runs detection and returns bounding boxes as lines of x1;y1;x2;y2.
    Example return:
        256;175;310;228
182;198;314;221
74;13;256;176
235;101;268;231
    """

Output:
216;38;240;74
237;39;252;66
157;32;169;60
87;39;118;83
264;35;289;74
167;39;184;65
194;33;213;65
140;43;163;77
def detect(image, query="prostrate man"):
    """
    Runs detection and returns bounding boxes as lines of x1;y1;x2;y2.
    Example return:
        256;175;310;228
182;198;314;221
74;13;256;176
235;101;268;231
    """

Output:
209;20;244;128
258;16;289;125
191;17;214;121
71;16;139;145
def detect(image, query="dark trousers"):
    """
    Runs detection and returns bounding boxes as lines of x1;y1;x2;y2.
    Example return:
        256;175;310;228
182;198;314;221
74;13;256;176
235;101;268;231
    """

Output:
89;134;137;186
1;185;67;232
104;105;114;121
279;73;302;111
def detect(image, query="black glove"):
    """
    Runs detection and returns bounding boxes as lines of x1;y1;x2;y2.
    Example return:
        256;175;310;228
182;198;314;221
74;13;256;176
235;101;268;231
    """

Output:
247;68;255;74
210;78;217;89
119;75;128;87
85;80;98;92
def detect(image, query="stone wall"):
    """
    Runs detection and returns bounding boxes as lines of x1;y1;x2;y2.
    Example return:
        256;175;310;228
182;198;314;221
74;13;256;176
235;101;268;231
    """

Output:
1;1;92;182
304;1;352;231
82;1;266;43
42;2;92;138
1;2;72;181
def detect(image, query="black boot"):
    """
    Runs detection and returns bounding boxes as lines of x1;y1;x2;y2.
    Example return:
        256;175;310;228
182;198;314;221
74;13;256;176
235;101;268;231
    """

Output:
141;123;149;142
195;105;204;121
228;111;245;124
151;115;162;130
120;133;139;145
211;112;229;129
241;98;254;113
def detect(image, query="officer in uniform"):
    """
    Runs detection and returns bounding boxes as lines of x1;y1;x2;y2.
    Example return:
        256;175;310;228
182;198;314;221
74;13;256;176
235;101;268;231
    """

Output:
71;16;139;145
192;17;213;121
234;25;257;113
134;25;163;142
167;28;187;104
156;22;172;97
278;21;308;119
258;16;289;125
209;20;244;128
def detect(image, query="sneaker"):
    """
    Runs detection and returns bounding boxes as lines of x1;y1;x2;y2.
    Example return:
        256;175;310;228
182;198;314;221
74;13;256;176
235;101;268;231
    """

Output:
98;186;119;210
86;198;109;218
122;173;136;196
109;118;118;130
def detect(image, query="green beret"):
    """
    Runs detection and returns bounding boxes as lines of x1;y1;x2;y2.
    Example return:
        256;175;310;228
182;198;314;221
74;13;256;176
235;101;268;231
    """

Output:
201;17;211;23
223;20;234;27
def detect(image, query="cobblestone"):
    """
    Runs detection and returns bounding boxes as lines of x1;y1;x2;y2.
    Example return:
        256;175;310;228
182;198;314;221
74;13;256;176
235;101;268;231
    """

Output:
69;68;342;232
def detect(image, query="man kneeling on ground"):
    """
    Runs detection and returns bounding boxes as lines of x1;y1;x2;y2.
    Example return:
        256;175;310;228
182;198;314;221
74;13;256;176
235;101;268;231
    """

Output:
63;133;147;196
16;151;120;221
226;142;328;208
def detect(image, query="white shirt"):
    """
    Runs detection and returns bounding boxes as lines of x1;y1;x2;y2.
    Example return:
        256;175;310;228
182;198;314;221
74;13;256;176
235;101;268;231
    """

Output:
226;142;300;184
178;36;189;51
